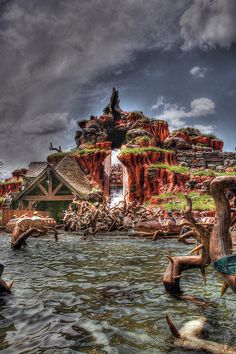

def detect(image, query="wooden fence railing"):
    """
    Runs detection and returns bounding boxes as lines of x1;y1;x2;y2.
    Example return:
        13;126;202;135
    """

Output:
1;210;52;227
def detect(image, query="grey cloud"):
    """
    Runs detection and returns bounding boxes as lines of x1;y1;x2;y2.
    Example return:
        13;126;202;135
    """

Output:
190;66;207;78
23;113;71;135
180;0;236;50
0;0;235;174
152;96;215;132
0;0;191;171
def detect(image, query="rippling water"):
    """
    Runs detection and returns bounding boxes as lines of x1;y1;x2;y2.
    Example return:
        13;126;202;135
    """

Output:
0;232;235;353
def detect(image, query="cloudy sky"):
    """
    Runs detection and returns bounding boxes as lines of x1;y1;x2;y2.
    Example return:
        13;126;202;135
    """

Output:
0;0;236;175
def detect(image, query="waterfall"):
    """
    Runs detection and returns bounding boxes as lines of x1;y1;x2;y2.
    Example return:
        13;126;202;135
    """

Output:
110;187;124;208
109;149;124;208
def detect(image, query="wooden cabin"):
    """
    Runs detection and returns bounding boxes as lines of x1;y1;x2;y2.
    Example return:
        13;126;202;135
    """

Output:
14;156;92;220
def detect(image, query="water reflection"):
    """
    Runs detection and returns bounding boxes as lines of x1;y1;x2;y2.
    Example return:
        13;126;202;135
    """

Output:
0;233;235;353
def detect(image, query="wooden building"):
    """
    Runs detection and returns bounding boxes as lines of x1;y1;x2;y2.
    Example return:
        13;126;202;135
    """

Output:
14;156;92;220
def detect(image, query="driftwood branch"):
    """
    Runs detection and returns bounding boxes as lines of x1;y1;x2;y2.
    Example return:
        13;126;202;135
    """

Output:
0;264;14;295
11;227;58;249
166;314;236;354
49;142;62;153
210;176;236;294
163;195;211;294
11;227;44;249
163;176;236;297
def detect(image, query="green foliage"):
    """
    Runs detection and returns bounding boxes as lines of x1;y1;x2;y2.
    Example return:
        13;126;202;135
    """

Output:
121;147;171;155
73;148;99;156
149;163;190;174
48;147;103;160
152;191;214;211
217;171;236;176
172;127;219;140
192;169;236;177
138;135;151;142
172;127;202;137
196;143;207;147
130;111;143;118
202;133;218;140
192;169;216;177
0;177;21;185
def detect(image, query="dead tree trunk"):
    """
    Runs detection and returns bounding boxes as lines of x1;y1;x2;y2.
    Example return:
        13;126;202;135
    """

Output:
163;196;211;294
11;228;44;249
163;176;236;295
210;176;236;294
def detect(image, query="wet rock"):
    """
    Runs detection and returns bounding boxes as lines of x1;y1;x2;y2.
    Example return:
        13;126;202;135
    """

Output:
164;136;191;150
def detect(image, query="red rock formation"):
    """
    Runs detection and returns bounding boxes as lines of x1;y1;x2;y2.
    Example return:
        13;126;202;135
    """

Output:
0;169;26;201
47;142;112;192
190;135;211;147
0;182;22;196
142;120;169;145
143;166;190;201
210;139;224;152
190;136;223;151
168;129;224;152
118;150;176;203
125;112;143;125
173;131;191;143
74;149;111;189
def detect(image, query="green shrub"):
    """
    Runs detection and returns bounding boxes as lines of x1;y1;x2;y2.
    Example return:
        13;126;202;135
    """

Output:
150;163;190;174
152;191;214;211
172;127;202;137
202;133;218;140
192;169;216;177
121;147;171;155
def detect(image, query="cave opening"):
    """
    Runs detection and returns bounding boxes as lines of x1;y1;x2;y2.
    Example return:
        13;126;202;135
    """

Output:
107;125;127;149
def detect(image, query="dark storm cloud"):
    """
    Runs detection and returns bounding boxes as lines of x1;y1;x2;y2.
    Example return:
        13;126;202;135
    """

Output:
180;0;236;50
23;113;73;135
0;0;235;175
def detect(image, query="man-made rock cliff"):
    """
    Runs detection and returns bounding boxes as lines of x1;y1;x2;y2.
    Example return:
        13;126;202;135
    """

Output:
143;164;190;201
118;148;176;203
47;142;111;193
0;169;27;198
164;128;224;152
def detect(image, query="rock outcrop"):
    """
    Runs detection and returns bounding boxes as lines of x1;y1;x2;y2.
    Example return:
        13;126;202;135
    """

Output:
143;165;190;201
118;148;176;203
164;128;224;152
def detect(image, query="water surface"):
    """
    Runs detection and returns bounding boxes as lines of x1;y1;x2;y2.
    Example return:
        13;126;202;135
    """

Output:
0;233;235;353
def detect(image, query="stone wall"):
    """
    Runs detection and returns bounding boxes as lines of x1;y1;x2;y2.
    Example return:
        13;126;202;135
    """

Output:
177;148;236;169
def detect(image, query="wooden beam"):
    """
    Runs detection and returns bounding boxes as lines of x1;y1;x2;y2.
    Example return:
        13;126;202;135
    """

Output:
18;169;49;198
21;195;74;201
52;182;64;196
48;170;52;195
38;182;49;196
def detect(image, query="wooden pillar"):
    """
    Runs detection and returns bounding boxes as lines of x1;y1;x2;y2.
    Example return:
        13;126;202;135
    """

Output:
48;169;52;195
19;200;23;210
28;200;33;210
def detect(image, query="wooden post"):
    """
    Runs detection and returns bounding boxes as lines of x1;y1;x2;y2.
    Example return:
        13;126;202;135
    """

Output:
19;200;23;210
48;169;52;195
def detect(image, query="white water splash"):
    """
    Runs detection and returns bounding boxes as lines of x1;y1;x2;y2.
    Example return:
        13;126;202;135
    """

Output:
110;187;123;208
110;149;124;208
111;149;120;164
